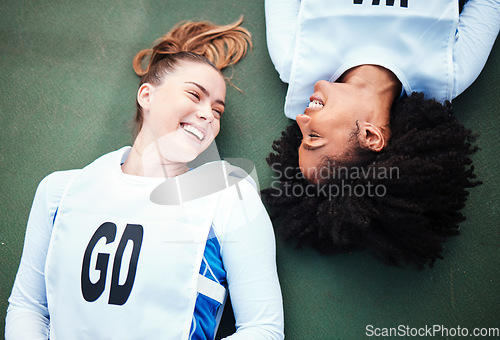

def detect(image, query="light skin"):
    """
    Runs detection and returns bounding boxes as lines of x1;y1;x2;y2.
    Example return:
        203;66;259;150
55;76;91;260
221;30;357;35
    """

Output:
121;60;226;178
296;64;401;181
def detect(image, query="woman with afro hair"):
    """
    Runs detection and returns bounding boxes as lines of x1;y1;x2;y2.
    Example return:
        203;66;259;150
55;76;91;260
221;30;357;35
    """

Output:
264;0;499;269
6;17;284;339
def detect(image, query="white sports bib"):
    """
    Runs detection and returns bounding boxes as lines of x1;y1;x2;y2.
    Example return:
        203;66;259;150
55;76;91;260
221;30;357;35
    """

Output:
285;0;458;119
45;149;220;339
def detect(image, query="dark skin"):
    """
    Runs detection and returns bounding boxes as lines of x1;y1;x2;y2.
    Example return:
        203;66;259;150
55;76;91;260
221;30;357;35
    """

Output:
296;65;402;181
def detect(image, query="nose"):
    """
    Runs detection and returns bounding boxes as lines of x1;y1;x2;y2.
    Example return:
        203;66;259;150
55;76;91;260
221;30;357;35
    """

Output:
196;105;215;123
296;113;311;128
314;80;331;91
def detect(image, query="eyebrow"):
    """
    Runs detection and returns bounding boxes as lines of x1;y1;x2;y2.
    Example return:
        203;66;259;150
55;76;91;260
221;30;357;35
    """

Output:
302;142;325;151
185;81;225;107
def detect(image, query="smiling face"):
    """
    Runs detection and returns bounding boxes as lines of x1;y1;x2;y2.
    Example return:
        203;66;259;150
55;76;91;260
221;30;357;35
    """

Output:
137;60;226;164
297;79;389;181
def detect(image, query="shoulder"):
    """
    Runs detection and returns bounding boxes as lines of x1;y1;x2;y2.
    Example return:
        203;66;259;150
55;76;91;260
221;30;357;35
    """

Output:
40;169;81;194
213;161;271;235
33;149;128;208
452;0;500;95
36;169;81;212
221;160;262;202
265;0;301;82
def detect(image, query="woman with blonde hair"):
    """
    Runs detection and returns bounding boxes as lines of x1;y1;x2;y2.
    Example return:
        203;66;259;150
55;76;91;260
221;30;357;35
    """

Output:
6;17;284;339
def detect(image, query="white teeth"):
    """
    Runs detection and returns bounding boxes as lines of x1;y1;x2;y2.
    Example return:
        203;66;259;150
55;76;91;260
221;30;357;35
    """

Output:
181;124;205;141
308;100;324;109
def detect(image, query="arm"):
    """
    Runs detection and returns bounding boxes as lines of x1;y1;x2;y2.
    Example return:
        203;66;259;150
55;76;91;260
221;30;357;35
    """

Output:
265;0;301;82
216;180;284;340
453;0;500;97
5;171;78;340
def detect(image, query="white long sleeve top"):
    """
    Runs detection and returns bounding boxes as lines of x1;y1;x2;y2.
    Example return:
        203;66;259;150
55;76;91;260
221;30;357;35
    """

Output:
266;0;500;119
6;147;284;340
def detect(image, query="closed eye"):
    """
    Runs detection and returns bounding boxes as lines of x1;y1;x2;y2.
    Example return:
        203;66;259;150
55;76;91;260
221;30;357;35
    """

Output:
301;131;324;150
188;91;200;101
212;108;223;119
302;142;325;151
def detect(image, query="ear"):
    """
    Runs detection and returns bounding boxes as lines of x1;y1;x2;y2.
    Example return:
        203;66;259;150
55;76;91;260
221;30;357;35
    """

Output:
137;83;154;111
356;121;387;152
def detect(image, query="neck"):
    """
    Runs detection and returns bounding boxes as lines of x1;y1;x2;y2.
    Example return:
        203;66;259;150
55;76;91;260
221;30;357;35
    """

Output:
338;65;401;126
341;64;401;108
121;133;189;178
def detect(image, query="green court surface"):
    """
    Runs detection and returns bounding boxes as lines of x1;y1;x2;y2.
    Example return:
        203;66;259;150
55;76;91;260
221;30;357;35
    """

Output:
1;1;498;338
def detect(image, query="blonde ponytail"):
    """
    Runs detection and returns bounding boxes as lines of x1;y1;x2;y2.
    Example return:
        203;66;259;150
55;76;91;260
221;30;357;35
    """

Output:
133;16;252;76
